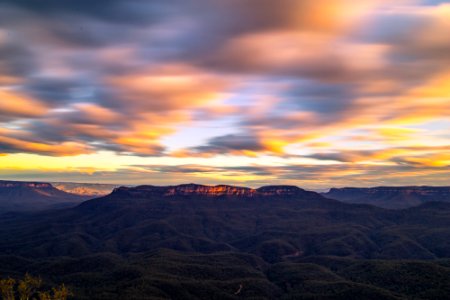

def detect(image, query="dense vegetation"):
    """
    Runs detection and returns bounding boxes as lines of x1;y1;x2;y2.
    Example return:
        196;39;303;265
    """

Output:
1;184;450;299
0;274;69;300
2;252;450;299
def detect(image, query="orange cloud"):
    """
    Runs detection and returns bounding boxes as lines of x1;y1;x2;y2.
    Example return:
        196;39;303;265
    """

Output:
106;65;231;111
0;75;21;85
289;0;385;33
0;135;92;156
67;124;117;139
379;72;450;125
0;90;48;118
72;103;121;124
403;153;450;167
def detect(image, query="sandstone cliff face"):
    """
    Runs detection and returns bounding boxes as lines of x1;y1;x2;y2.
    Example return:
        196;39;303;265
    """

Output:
112;184;315;199
0;181;53;189
163;184;256;197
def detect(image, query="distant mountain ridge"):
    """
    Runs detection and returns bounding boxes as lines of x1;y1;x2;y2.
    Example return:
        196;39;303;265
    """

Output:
3;180;450;212
323;186;450;209
0;181;52;189
52;182;119;197
0;180;92;212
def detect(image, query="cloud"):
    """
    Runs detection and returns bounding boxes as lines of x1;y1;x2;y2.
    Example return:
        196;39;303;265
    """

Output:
105;64;231;112
0;0;448;186
0;135;93;156
0;36;36;78
185;134;267;157
69;103;121;124
129;160;450;188
380;4;450;62
0;90;48;119
1;0;173;25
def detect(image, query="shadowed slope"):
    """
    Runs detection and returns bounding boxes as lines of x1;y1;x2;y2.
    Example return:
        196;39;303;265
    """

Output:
1;184;450;299
1;184;450;261
323;186;450;209
0;180;91;212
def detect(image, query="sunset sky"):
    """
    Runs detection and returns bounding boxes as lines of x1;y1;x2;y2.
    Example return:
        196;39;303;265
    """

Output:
0;0;449;188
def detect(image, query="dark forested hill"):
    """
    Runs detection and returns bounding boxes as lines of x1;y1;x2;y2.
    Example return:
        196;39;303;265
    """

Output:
1;184;450;299
323;186;450;209
0;180;91;212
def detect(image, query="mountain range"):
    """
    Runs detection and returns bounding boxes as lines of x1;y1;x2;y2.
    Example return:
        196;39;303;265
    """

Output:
323;186;450;209
0;180;91;213
1;183;450;299
1;180;449;213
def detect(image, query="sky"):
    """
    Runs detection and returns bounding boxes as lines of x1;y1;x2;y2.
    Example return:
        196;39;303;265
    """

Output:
0;0;449;189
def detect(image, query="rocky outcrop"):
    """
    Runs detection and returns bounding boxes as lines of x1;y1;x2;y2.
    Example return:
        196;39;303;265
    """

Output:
0;181;53;189
111;183;317;199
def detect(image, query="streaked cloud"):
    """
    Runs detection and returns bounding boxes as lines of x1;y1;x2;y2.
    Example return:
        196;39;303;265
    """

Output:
0;90;48;119
0;0;449;187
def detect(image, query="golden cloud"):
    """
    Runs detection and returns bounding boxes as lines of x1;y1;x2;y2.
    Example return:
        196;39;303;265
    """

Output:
106;65;231;111
0;90;48;118
0;135;93;156
72;103;121;124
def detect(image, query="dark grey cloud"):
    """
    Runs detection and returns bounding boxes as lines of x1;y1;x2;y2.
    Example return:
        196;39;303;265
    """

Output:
282;81;355;114
47;19;125;48
0;40;36;78
305;153;353;163
1;0;174;25
23;77;90;104
191;134;266;154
